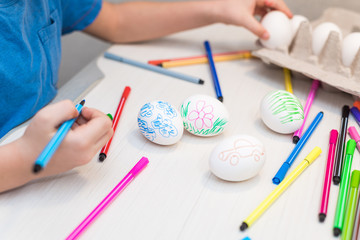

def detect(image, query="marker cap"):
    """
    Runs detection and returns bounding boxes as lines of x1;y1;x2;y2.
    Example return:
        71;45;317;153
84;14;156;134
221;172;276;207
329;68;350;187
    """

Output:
348;126;360;142
350;107;360;122
354;101;360;111
305;147;322;164
272;163;290;185
342;105;350;117
350;170;360;188
329;129;339;144
346;139;356;155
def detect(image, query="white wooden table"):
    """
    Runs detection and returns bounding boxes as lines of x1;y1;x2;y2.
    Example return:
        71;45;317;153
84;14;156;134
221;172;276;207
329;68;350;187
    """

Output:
0;24;358;240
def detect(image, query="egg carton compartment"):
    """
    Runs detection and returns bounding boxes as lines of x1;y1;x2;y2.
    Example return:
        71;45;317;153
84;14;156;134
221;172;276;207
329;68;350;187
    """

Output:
252;8;360;96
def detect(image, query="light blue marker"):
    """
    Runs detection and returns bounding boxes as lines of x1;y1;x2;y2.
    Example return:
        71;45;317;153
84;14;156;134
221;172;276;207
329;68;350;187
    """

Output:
33;100;85;173
104;52;204;85
272;111;323;184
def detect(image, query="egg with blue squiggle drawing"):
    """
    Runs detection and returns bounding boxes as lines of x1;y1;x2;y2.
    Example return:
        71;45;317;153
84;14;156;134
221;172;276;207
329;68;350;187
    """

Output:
180;95;229;137
209;135;266;181
260;90;304;134
137;100;183;145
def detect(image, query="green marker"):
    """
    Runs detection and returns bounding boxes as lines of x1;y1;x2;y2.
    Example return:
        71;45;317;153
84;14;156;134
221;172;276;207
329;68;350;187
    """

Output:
342;170;360;240
107;113;113;121
334;139;356;237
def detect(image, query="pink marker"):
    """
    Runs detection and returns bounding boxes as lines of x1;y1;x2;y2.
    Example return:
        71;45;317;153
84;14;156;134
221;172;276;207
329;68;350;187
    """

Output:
348;126;360;151
66;157;149;240
319;129;338;222
293;79;320;144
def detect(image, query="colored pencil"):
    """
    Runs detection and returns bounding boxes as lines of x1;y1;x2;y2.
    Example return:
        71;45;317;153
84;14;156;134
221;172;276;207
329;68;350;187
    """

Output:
319;129;338;222
333;140;356;236
66;157;149;240
33;100;85;173
333;105;350;185
272;111;323;185
147;50;251;66
240;147;321;231
104;52;204;85
283;68;293;93
293;79;320;144
204;40;223;102
99;86;131;162
160;52;252;68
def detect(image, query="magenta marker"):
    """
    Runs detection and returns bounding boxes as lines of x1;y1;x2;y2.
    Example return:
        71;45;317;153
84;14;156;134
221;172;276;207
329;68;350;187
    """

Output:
348;126;360;151
293;80;320;144
319;129;338;222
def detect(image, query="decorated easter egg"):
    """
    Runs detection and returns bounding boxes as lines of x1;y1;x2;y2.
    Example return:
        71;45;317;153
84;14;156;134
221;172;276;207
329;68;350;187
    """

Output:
137;101;183;145
260;90;304;134
209;135;266;181
180;95;229;136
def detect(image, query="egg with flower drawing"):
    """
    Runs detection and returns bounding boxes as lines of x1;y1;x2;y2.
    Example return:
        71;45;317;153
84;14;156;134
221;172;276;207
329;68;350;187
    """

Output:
137;100;183;145
180;95;229;137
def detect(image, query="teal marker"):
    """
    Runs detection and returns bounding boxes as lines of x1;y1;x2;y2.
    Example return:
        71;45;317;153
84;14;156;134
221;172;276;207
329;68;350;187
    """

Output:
33;100;85;173
333;139;356;236
342;170;360;240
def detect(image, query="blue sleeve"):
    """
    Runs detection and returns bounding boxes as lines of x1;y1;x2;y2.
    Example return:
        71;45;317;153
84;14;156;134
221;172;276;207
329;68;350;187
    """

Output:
61;0;102;35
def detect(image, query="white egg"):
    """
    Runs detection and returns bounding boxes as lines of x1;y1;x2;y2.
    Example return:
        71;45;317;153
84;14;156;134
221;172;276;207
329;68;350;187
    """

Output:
260;11;292;49
137;100;183;145
209;135;266;181
312;22;342;56
290;15;309;38
180;94;229;137
341;32;360;67
260;90;304;134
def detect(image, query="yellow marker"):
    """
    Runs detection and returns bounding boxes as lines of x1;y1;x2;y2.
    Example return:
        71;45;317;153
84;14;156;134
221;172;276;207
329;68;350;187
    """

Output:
161;52;252;68
240;147;322;231
284;68;293;93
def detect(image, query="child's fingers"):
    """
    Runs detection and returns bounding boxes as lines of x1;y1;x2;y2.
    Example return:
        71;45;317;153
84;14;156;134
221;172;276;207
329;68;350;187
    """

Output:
243;15;269;40
34;100;79;130
264;0;292;18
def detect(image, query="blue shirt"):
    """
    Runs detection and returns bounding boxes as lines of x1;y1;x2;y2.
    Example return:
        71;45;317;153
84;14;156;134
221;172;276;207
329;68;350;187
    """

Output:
0;0;102;138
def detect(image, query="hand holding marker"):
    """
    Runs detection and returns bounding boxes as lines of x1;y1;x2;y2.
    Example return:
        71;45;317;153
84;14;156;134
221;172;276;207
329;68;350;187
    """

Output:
33;100;85;173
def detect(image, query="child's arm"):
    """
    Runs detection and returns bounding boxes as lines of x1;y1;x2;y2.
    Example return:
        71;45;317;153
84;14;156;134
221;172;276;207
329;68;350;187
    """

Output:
83;0;292;43
0;100;113;193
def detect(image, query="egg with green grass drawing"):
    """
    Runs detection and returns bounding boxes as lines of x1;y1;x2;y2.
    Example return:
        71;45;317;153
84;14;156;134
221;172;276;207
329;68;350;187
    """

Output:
261;90;304;134
180;95;229;137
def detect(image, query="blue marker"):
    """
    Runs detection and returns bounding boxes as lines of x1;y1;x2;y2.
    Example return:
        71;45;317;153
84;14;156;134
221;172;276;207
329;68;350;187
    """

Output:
104;52;204;85
204;40;223;102
272;111;323;184
350;106;360;127
33;100;85;173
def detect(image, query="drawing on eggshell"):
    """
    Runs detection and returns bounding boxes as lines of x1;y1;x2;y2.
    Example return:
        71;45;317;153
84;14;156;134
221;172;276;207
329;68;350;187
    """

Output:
156;101;177;118
181;100;227;135
151;114;178;138
138;118;156;141
268;91;304;124
139;103;154;118
218;138;265;166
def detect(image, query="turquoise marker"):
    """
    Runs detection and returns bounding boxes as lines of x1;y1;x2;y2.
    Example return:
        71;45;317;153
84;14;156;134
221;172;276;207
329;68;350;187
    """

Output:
333;139;356;236
33;100;85;173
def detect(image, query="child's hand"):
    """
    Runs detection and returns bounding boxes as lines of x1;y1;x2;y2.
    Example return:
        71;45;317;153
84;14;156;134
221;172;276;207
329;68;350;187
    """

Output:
216;0;293;40
19;100;113;179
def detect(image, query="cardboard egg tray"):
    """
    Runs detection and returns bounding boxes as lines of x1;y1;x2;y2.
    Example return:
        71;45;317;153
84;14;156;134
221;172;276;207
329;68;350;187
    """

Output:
252;8;360;96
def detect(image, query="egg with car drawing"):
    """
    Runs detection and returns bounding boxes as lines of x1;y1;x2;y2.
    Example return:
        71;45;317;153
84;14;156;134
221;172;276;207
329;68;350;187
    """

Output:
209;135;266;181
180;94;229;137
137;100;183;145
